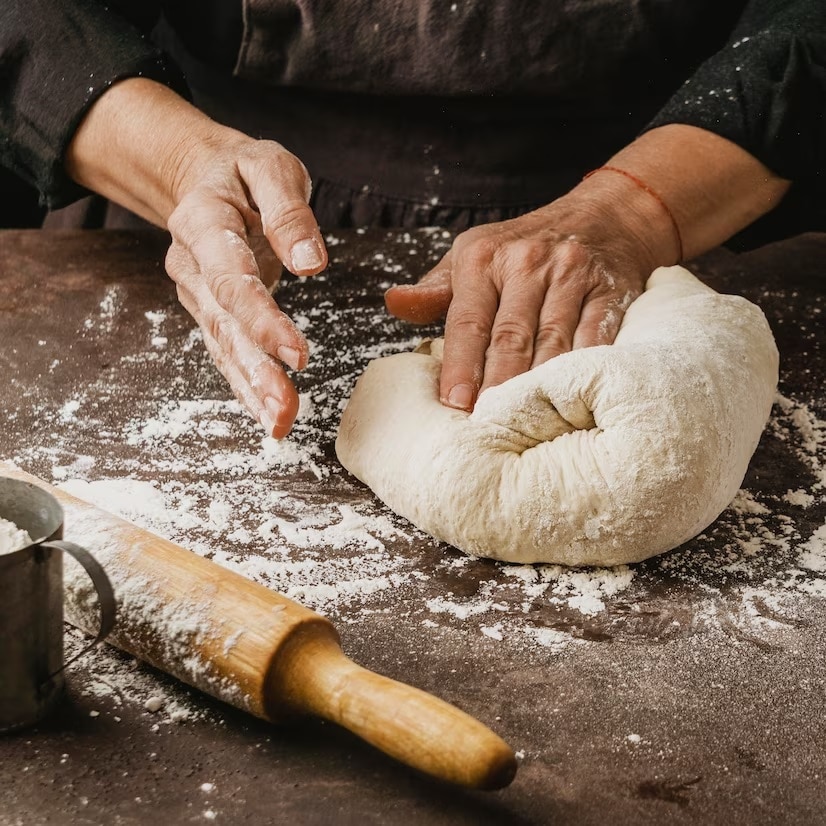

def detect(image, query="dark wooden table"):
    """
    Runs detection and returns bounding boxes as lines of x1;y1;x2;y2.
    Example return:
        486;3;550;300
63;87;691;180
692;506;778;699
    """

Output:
1;229;825;825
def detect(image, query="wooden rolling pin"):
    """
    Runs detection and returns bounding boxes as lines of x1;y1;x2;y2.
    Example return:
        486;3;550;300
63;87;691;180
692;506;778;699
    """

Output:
1;464;516;790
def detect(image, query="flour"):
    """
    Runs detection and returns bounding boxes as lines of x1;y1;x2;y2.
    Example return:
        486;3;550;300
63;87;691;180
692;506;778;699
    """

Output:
64;626;207;726
5;230;825;733
82;285;122;334
798;522;826;573
772;392;826;489
59;399;82;422
0;517;32;555
125;399;240;445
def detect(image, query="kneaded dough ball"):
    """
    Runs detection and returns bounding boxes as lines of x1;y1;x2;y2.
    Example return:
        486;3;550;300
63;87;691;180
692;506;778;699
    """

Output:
336;266;778;566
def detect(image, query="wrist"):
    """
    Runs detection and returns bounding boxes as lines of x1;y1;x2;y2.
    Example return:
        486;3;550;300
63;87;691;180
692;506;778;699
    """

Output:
536;171;679;278
65;78;239;225
604;125;791;259
570;169;682;269
166;119;251;212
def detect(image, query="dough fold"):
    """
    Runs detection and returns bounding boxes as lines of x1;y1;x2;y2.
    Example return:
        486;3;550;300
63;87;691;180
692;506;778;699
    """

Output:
336;267;778;565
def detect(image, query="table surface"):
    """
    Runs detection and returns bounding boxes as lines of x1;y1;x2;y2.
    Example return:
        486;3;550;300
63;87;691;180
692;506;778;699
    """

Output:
0;228;824;826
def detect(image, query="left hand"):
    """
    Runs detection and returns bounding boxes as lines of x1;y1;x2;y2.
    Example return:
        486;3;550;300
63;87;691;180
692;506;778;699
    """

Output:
384;185;674;411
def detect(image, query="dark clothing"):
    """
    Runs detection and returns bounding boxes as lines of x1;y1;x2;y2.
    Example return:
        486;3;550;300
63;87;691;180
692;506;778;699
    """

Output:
1;1;824;241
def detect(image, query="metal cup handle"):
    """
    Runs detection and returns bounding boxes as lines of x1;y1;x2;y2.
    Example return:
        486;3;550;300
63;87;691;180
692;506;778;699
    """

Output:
39;540;117;679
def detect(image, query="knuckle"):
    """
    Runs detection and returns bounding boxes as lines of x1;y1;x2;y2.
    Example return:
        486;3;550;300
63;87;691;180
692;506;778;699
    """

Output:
166;204;191;240
489;319;534;356
169;195;241;246
535;320;570;352
448;309;491;342
505;240;549;272
208;343;229;376
459;235;499;268
247;141;312;198
204;313;235;367
246;308;280;351
164;242;188;279
550;237;591;271
174;282;192;312
263;201;314;236
210;271;242;311
287;154;312;196
203;311;223;348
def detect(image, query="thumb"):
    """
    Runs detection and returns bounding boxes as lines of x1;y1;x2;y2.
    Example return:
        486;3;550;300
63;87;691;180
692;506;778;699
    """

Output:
240;147;328;276
385;253;453;323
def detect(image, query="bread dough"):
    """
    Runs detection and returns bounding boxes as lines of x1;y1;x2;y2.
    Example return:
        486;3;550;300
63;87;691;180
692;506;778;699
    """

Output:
336;266;778;566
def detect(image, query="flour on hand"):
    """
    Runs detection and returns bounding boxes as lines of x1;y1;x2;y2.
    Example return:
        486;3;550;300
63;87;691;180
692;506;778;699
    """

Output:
336;266;779;566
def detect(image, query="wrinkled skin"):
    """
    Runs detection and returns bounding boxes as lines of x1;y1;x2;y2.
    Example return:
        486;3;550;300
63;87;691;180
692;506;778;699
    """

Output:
385;195;661;410
64;79;790;439
162;133;669;434
164;138;328;438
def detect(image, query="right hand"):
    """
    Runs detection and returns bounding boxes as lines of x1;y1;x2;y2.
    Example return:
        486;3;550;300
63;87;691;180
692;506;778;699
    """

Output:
166;134;328;438
65;79;328;438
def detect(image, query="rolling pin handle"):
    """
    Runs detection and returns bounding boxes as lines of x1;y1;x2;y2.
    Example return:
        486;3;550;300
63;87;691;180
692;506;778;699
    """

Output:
267;625;518;790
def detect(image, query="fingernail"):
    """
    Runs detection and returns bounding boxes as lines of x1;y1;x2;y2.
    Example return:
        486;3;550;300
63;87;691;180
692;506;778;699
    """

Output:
446;383;474;410
290;239;323;273
265;396;293;439
277;345;302;371
260;408;276;436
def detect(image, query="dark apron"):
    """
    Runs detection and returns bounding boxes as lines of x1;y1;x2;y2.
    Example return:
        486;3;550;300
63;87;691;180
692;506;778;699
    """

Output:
47;0;744;231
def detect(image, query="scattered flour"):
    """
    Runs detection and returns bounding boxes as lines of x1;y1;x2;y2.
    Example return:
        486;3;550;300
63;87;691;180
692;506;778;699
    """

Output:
798;522;826;574
65;627;207;726
82;285;123;334
59;399;82;422
5;231;826;727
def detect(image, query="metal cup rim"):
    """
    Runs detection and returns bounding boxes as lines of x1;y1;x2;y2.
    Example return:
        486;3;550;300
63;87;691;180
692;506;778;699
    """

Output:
0;476;65;551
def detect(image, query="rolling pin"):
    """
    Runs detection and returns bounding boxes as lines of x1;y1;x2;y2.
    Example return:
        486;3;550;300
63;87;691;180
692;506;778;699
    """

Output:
0;464;517;790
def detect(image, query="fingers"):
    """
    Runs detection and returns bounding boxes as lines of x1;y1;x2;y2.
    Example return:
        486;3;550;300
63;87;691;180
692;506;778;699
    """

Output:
167;242;301;438
163;138;326;437
478;277;548;394
176;278;300;439
438;266;499;411
169;194;309;371
430;225;648;411
238;147;328;276
384;252;454;323
571;287;636;350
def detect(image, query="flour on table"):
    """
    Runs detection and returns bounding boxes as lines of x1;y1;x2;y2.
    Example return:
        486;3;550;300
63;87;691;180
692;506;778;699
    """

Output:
6;231;825;731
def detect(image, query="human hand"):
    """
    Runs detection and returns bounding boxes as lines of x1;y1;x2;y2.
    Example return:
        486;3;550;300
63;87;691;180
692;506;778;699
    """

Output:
385;177;679;411
65;79;327;438
165;134;328;438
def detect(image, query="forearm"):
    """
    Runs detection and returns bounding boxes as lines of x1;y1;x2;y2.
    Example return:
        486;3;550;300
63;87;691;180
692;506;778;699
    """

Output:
0;0;178;208
641;0;826;246
65;78;237;226
576;123;790;263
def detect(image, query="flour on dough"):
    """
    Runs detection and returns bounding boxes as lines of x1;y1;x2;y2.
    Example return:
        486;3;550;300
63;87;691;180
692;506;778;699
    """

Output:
336;266;779;566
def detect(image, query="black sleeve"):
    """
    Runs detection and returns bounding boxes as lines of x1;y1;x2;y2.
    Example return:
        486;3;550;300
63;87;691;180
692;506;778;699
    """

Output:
0;0;188;209
644;0;826;246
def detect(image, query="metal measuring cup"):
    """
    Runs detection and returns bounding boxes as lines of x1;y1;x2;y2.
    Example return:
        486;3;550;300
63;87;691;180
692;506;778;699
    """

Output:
0;476;116;733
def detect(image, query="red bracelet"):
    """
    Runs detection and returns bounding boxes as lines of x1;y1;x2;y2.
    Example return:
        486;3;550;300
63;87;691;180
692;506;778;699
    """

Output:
583;165;684;262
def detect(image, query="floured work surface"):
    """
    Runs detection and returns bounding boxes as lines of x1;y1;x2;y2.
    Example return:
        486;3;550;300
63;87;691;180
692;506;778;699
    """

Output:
0;228;824;825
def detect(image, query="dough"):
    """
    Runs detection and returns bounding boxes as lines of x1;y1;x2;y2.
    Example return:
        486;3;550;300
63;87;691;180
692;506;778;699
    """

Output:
336;267;778;566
